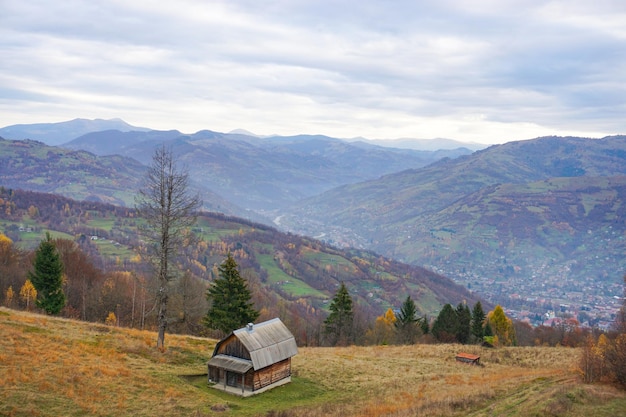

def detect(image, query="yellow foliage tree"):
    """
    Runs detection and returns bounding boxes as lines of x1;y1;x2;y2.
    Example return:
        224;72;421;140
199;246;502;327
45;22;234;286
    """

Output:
20;279;37;311
5;286;14;307
367;308;397;345
0;232;13;264
487;305;516;346
28;205;39;218
105;312;117;326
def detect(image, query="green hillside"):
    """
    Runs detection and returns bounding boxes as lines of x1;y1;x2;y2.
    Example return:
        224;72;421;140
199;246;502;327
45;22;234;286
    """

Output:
0;188;481;327
0;138;245;217
279;136;626;322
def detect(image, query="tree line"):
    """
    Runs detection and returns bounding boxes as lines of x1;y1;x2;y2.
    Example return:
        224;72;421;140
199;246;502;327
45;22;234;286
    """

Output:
320;282;516;347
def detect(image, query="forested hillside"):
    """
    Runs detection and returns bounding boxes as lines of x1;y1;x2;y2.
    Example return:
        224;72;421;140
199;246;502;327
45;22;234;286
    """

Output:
280;136;626;324
63;129;471;211
0;188;482;344
0;137;241;215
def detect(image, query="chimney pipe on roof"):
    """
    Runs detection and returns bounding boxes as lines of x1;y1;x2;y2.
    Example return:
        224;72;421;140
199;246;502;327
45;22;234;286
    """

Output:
247;323;254;331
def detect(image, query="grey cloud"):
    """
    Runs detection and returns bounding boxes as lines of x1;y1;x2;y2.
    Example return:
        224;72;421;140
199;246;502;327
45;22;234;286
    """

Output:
1;0;625;142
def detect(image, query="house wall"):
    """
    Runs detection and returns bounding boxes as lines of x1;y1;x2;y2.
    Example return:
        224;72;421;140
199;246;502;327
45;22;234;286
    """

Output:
252;358;291;391
216;335;251;360
210;359;292;391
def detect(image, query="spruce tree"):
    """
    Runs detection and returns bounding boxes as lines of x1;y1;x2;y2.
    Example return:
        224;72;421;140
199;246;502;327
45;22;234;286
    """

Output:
455;302;471;344
28;232;65;315
324;282;354;346
471;301;486;341
395;295;420;344
431;303;458;342
420;316;430;335
204;253;259;335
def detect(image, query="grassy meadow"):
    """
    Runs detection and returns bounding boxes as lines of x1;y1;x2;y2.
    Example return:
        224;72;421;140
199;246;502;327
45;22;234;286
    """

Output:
1;307;625;417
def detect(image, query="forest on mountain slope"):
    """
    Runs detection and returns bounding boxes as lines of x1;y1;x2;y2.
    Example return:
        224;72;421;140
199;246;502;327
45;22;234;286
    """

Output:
0;187;484;345
279;136;626;319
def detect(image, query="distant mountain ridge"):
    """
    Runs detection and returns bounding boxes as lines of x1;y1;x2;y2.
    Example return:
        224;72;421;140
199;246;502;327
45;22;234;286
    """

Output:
60;128;473;212
0;118;151;146
346;137;486;151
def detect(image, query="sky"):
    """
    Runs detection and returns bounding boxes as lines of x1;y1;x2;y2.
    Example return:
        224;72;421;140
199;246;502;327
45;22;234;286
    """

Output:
1;1;625;145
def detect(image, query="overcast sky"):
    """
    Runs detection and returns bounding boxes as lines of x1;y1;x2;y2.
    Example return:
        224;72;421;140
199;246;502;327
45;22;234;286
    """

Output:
1;1;625;144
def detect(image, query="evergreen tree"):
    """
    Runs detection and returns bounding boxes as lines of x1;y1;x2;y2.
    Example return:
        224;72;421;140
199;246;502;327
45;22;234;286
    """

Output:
324;282;354;346
420;316;430;335
484;321;494;337
395;295;420;344
471;301;486;341
204;253;259;335
455;302;471;344
28;233;65;315
431;303;458;342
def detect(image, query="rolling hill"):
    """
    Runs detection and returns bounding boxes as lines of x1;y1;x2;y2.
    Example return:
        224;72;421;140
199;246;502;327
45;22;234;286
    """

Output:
278;136;626;321
3;119;624;324
62;129;473;212
0;137;247;216
1;119;474;215
0;188;483;323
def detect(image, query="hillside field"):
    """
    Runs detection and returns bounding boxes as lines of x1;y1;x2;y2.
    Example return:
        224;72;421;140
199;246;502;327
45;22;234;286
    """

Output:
1;308;625;417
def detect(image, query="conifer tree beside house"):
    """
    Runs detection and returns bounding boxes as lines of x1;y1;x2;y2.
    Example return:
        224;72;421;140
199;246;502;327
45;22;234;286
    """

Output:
324;282;354;346
28;232;65;314
204;253;259;335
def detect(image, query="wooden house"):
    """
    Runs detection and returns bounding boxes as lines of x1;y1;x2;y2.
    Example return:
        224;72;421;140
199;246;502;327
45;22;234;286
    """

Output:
455;352;480;365
207;318;298;396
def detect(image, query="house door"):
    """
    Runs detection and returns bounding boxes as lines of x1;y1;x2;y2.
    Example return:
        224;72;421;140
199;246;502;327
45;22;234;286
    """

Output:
226;371;240;387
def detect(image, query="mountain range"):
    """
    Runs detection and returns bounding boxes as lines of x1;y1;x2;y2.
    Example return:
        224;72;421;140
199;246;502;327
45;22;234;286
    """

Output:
1;119;624;325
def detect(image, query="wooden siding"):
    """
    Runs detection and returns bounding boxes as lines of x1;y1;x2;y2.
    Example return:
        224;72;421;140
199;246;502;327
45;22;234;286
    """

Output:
209;359;291;392
216;336;252;360
208;318;297;395
252;359;291;391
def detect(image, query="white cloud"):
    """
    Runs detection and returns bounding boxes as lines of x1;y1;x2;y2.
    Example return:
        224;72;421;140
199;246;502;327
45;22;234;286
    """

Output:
1;0;624;144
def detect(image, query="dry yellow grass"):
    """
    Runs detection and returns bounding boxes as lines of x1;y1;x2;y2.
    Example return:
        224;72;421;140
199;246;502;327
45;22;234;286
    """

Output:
1;307;624;417
291;344;580;416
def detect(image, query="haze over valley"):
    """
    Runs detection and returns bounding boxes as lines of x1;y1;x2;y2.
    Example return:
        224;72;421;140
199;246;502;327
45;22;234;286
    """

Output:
1;118;624;329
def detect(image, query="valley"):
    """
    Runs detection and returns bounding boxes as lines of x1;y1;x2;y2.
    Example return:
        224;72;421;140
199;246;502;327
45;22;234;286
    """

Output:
1;120;625;332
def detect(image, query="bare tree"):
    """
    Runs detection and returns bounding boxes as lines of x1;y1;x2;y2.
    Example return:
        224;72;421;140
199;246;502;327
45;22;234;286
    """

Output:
136;145;201;349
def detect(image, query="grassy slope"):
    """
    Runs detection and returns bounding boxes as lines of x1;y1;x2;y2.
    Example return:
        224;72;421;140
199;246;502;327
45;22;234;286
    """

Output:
1;308;624;417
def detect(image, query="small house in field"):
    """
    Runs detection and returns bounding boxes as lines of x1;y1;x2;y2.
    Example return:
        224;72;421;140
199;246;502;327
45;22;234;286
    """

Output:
207;318;298;396
455;352;480;365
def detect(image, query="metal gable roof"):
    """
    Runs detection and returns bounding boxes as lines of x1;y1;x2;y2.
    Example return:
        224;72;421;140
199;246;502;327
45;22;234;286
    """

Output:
219;318;298;370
